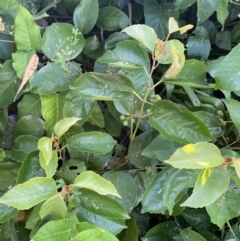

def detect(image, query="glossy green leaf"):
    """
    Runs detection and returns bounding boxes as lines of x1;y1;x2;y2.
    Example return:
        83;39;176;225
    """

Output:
216;0;229;28
163;169;197;214
206;188;240;228
103;171;138;212
181;167;230;208
71;228;119;241
142;135;183;162
179;228;207;241
75;189;129;219
16;151;45;184
40;92;66;135
14;6;41;51
128;131;160;168
13;115;45;140
0;177;57;209
54;117;80;138
212;44;240;91
31;219;74;241
149;100;214;144
87;103;105;128
98;40;149;69
38;137;52;165
144;0;179;39
0;0;19;9
104;32;129;50
42;23;85;62
215;31;231;51
165;143;225;169
142;166;172;213
39;194;67;219
0;203;18;223
0;108;7;133
73;171;120;197
30;63;79;95
223;99;240;132
71;72;134;101
17;93;41;118
197;0;221;25
0;148;5;161
164;59;209;88
73;0;99;34
122;25;157;51
175;0;196;9
96;6;129;31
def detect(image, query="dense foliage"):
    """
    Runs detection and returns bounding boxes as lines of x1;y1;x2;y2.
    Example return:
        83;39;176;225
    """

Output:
1;0;240;240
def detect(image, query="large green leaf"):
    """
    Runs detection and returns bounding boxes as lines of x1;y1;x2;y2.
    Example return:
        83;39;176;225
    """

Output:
175;0;197;9
142;135;183;162
0;203;18;223
197;0;221;25
38;137;52;166
41;23;85;62
96;6;129;31
87;103;105;128
181;167;230;208
0;108;7;133
165;143;225;169
122;24;158;51
206;188;240;228
30;63;79;95
14;6;41;51
103;171;138;212
216;0;229;28
31;219;74;241
144;0;179;39
149;100;214;143
75;189;129;219
40;92;66;135
0;177;57;209
223;99;240;132
0;148;4;161
98;40;150;69
164;59;209;88
67;132;116;155
163;169;197;214
211;44;240;91
70;72;134;101
142;166;172;213
0;0;19;9
73;171;120;197
73;0;99;34
179;228;207;241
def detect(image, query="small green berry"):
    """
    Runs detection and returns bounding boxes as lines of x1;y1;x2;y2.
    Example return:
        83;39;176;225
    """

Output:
220;121;227;127
217;110;224;117
131;118;135;124
120;115;126;121
155;95;161;100
123;120;129;126
146;109;151;114
151;94;156;99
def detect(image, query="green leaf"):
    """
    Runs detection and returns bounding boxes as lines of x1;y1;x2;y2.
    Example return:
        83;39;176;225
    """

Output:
142;135;183;162
223;99;240;132
71;72;134;101
98;40;150;69
144;0;179;39
142;166;172;213
30;63;79;95
54;117;80;138
175;0;197;9
38;137;53;165
128;131;160;168
41;23;85;62
87;103;105;128
73;0;99;34
14;6;41;51
0;177;57;209
197;0;221;25
103;171;138;212
0;203;18;223
206;188;240;228
213;44;240;91
104;32;129;50
163;169;197;214
12;50;35;79
96;6;129;31
181;167;230;208
0;108;7;133
164;59;209;88
40;92;66;135
215;31;231;51
16;151;45;184
73;170;120;197
216;0;229;28
31;219;74;241
149;100;214;144
179;228;207;241
0;0;19;9
0;148;5;161
17;93;42;118
165;143;225;169
39;194;67;219
75;189;129;219
13;115;45;140
71;228;119;241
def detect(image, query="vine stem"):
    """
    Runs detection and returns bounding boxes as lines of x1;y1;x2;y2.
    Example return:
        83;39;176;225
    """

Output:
227;221;237;239
0;39;15;43
36;0;57;16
